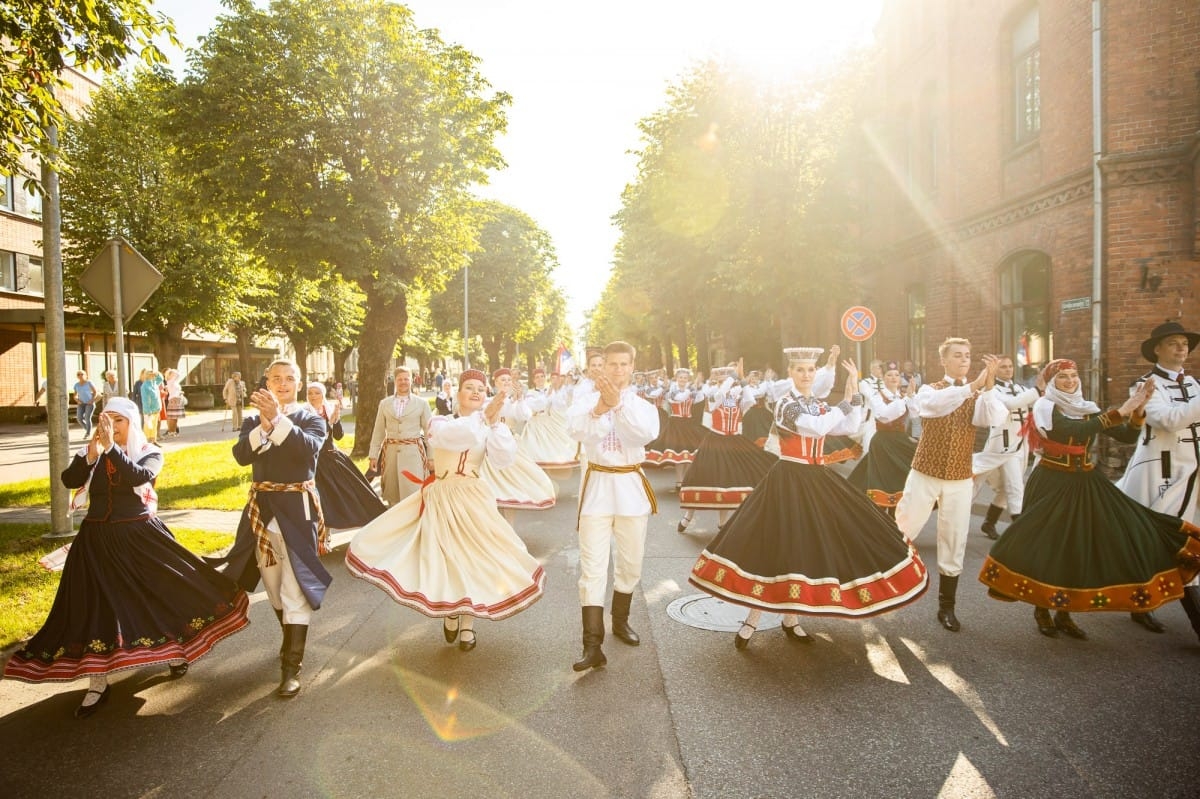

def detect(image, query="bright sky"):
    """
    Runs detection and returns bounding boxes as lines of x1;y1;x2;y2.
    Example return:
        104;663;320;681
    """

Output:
150;0;883;330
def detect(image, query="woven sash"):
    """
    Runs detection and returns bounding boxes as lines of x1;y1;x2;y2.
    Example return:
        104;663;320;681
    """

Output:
577;462;658;530
247;480;328;567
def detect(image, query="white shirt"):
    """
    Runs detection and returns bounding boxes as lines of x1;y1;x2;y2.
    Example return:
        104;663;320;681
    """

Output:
567;386;660;516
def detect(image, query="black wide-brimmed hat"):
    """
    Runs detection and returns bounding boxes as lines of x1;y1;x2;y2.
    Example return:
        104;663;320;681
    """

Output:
1141;320;1200;362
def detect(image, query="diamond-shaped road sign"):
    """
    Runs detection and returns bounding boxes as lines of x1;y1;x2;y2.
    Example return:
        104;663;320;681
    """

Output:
78;238;164;321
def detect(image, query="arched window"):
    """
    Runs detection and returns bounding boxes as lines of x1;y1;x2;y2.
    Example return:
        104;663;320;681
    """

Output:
999;251;1052;385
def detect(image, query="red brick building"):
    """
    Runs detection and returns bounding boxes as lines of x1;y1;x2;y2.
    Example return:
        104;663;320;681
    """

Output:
857;0;1199;405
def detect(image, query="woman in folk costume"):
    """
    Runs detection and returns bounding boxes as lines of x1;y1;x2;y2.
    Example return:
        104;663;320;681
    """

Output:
857;359;886;454
757;347;840;457
345;370;546;651
689;348;928;650
979;359;1200;639
3;398;250;717
478;367;556;524
739;370;774;448
678;366;778;533
648;367;706;490
642;369;671;465
848;361;919;516
304;382;385;529
517;367;580;471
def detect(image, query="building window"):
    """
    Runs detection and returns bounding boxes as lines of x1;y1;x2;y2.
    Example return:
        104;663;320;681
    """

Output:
920;83;938;192
0;251;14;291
24;184;42;219
0;174;12;212
999;251;1052;385
1012;7;1040;145
907;283;926;370
26;256;44;295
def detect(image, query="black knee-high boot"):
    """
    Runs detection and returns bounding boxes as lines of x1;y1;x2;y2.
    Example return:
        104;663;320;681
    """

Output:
278;624;307;698
937;574;961;631
573;606;607;671
980;504;1003;539
611;591;640;646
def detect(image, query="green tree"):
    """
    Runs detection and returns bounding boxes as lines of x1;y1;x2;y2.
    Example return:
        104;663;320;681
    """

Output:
0;0;174;184
430;201;561;372
59;66;249;372
176;0;507;455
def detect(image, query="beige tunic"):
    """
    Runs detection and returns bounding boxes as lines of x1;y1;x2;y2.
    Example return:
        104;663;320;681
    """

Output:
368;394;433;504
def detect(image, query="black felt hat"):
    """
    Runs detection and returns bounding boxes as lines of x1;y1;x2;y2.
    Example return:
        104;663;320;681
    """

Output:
1140;320;1200;362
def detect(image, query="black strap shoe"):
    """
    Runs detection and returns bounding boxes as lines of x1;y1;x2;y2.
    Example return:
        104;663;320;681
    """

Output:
1131;612;1166;633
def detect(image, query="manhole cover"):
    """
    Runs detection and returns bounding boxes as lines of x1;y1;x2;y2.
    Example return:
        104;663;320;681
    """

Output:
666;593;782;632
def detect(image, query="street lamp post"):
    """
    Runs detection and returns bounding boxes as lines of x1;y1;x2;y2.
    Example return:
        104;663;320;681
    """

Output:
463;259;470;369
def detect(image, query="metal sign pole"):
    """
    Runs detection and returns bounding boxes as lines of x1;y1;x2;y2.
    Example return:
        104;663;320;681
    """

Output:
110;240;126;394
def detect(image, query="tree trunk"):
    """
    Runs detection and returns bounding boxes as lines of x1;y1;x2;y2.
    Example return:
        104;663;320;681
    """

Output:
334;345;353;385
235;326;254;380
352;292;409;457
288;332;309;386
148;321;186;376
483;335;502;374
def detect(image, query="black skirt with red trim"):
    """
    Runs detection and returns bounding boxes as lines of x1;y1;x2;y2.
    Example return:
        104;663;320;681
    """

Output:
4;515;250;682
689;459;928;617
679;432;778;509
847;429;917;507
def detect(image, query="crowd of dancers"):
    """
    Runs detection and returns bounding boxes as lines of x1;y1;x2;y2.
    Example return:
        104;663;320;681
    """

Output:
5;320;1198;718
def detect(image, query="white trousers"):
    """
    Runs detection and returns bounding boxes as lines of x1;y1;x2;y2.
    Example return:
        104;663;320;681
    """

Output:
578;514;648;606
895;470;973;577
256;519;313;625
972;450;1027;514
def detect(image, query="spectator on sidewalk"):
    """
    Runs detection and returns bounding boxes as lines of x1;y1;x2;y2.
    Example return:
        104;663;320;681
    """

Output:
99;371;120;411
73;371;99;439
223;372;247;430
140;370;163;444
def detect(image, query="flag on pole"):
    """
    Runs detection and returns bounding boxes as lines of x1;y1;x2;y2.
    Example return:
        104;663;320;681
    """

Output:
556;344;575;375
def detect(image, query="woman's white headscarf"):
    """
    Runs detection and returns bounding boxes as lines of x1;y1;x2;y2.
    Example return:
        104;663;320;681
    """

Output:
1032;359;1100;431
70;396;160;513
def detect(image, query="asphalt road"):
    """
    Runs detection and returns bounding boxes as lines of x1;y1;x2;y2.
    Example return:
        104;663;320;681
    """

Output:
1;457;1199;798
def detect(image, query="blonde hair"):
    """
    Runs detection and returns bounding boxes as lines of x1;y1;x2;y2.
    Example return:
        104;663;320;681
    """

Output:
938;337;970;359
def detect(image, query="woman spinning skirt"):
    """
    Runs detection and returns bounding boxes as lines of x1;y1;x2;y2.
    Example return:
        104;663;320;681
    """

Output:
346;372;545;650
979;359;1200;639
305;383;386;528
678;374;777;532
4;399;249;716
847;365;917;511
689;350;927;650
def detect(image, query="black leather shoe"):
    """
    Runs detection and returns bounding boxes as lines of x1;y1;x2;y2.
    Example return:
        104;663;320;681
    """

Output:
980;521;999;540
937;608;961;632
781;623;813;643
677;518;691;533
1131;612;1166;633
75;686;109;719
1054;611;1087;640
1034;607;1058;637
169;662;189;678
733;623;755;650
458;629;477;652
443;617;460;643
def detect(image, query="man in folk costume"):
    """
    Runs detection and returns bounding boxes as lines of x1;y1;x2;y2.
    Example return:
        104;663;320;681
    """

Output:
368;366;433;505
1116;320;1200;639
567;341;660;671
972;354;1039;539
220;359;329;697
896;338;1005;631
575;346;605;397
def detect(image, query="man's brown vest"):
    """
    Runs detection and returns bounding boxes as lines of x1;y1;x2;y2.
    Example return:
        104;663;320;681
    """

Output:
910;382;978;481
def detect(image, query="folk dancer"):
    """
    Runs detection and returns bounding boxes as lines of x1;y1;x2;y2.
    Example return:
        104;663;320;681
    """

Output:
2;398;249;717
1116;320;1200;639
848;361;920;516
678;366;776;533
972;355;1039;539
895;338;1006;632
690;349;927;650
566;341;660;671
979;359;1200;640
346;370;545;652
214;359;329;697
368;366;433;505
479;367;556;525
304;382;386;529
